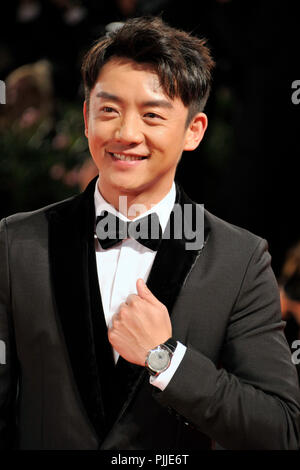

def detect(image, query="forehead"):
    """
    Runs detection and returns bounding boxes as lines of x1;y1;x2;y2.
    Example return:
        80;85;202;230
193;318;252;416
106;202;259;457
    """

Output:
93;58;169;99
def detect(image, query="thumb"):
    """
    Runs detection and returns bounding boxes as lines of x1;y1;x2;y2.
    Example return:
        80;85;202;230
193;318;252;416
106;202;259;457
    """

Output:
136;278;157;304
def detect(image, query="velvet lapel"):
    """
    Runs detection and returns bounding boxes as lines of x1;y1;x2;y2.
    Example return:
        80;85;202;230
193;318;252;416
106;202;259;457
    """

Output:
46;176;108;441
106;182;211;435
146;182;210;314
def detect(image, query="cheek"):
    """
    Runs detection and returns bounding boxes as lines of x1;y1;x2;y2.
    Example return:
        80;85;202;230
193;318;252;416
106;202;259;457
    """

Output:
160;121;185;143
88;123;111;147
147;126;181;151
87;133;105;162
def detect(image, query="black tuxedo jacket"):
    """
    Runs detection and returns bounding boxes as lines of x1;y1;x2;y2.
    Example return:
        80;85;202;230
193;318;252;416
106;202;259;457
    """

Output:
0;178;299;450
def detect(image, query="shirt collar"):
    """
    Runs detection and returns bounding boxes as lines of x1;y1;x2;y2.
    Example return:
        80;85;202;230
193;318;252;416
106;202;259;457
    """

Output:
94;177;176;233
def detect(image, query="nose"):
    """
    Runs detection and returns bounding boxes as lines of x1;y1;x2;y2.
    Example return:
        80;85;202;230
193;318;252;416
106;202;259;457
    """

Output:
114;112;144;145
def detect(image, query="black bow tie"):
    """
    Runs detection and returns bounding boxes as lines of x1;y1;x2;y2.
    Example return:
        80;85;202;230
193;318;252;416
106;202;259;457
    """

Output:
96;211;162;251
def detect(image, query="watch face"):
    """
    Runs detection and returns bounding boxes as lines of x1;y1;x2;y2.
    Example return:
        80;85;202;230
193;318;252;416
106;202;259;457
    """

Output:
148;348;170;372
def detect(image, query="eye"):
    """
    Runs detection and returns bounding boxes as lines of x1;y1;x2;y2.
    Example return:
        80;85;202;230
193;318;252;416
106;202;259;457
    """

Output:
101;106;116;113
144;112;162;119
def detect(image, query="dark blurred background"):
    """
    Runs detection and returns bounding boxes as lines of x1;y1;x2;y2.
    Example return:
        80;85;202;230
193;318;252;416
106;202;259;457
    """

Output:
0;0;299;277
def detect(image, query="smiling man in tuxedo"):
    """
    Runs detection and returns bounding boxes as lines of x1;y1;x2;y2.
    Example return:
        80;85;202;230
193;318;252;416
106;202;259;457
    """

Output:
0;16;300;450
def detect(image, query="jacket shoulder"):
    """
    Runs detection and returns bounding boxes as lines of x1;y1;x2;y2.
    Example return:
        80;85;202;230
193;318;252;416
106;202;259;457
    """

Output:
2;195;78;230
204;208;266;259
178;184;264;255
2;177;97;232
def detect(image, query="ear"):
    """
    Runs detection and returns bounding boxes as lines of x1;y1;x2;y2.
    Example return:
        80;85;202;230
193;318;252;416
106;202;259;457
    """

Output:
183;112;208;151
83;101;88;138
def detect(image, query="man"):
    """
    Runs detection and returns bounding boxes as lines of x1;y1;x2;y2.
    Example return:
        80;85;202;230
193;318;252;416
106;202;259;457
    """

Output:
0;16;299;450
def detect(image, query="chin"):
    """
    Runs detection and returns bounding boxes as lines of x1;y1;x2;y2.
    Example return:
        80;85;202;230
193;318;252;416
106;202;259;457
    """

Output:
117;184;144;195
110;177;146;193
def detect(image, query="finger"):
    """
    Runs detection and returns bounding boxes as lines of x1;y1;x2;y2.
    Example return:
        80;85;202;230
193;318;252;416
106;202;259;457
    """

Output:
108;312;118;330
136;278;160;305
126;294;140;306
116;302;132;323
109;304;124;328
119;301;129;310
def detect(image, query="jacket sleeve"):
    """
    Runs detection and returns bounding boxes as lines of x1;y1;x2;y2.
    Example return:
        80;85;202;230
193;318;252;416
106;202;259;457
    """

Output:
0;219;19;449
154;238;300;449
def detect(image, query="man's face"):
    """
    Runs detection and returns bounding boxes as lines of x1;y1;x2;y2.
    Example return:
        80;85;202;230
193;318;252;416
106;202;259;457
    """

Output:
84;58;207;204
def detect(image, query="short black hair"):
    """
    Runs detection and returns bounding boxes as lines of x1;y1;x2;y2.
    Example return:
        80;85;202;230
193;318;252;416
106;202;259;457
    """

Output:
81;16;215;124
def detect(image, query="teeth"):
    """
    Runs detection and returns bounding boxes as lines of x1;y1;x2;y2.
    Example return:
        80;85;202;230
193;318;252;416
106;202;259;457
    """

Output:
111;153;146;161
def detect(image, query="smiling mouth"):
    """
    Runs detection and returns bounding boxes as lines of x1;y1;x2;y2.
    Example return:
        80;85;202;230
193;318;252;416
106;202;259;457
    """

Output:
109;152;148;161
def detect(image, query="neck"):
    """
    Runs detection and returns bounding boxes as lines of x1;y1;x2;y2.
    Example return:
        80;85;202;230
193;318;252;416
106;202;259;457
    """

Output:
97;179;173;220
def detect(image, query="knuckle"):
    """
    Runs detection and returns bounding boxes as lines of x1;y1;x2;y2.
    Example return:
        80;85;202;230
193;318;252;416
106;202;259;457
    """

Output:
130;295;139;306
118;311;126;321
108;329;115;341
161;305;168;315
112;314;120;328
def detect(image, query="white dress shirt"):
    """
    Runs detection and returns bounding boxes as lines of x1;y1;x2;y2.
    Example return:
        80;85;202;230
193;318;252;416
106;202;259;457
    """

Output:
94;178;186;390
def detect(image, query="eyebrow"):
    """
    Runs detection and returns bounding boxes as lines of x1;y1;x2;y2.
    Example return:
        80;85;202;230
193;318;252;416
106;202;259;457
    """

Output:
96;91;174;109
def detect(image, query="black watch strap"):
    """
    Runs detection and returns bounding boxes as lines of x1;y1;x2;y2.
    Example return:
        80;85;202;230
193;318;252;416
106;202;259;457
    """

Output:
163;337;177;353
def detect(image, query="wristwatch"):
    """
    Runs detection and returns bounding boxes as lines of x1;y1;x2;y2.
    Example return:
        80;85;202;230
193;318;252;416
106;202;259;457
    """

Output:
145;338;177;377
